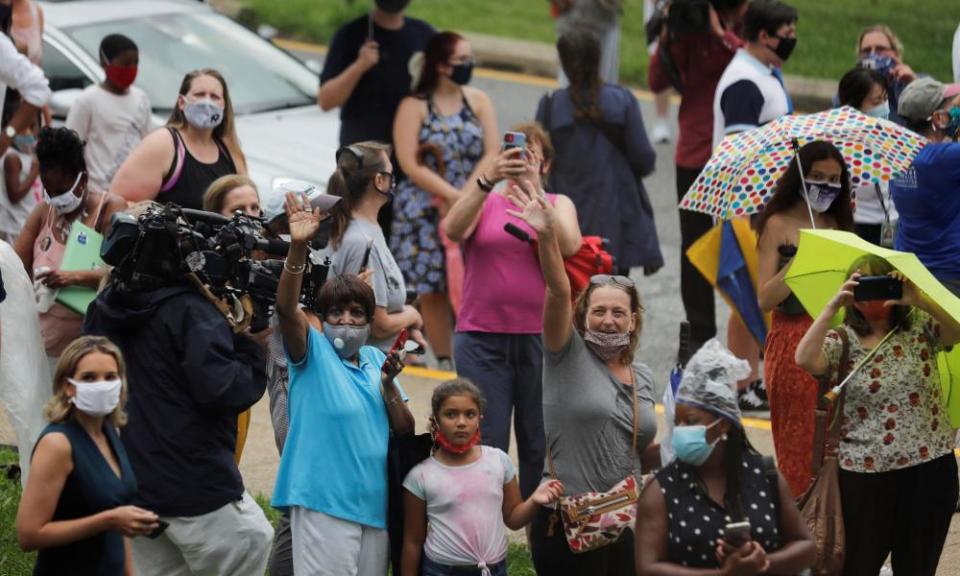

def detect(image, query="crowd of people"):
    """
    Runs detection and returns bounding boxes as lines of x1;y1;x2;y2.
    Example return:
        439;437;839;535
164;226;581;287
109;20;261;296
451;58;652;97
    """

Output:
0;0;959;574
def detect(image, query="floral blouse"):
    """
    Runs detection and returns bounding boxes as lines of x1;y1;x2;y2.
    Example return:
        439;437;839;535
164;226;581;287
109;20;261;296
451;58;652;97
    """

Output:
822;310;954;473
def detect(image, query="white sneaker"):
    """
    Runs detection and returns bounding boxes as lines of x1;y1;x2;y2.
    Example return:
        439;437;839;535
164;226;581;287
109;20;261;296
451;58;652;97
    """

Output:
651;120;672;144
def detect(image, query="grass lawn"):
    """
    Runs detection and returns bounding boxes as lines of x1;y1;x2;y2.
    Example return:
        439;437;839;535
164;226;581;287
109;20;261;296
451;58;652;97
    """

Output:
236;0;958;87
0;448;537;574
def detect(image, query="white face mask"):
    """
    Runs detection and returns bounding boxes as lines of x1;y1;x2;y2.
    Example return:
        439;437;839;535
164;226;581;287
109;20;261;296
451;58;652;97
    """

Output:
44;172;85;215
182;97;224;130
68;378;122;417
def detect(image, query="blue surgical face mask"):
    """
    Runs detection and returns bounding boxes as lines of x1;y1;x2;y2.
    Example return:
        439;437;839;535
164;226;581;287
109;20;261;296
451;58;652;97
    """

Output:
945;106;960;140
672;419;723;466
865;101;890;120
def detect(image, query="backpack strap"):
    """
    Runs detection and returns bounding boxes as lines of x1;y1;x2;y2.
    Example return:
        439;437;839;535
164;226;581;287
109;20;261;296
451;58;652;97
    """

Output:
160;127;186;194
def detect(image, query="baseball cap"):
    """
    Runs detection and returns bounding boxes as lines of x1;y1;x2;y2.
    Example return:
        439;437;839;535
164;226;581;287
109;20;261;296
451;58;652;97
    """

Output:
263;178;341;224
898;78;960;122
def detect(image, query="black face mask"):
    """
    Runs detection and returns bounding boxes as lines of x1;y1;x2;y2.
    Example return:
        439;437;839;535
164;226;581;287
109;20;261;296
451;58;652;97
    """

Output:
450;63;474;86
771;35;797;63
375;0;411;14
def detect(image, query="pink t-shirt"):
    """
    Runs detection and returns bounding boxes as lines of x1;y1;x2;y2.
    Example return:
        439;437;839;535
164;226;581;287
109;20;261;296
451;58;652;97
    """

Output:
456;192;553;334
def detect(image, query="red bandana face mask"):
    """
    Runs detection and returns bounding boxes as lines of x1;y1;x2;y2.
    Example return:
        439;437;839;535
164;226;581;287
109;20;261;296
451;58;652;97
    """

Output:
105;64;138;90
857;300;891;322
434;428;481;455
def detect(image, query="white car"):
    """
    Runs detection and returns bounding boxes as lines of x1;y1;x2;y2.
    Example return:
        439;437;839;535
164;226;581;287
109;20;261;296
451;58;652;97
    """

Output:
39;0;340;195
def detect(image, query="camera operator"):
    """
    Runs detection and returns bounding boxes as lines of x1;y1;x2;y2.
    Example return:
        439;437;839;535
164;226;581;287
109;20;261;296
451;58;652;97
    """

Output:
82;207;273;576
648;0;747;363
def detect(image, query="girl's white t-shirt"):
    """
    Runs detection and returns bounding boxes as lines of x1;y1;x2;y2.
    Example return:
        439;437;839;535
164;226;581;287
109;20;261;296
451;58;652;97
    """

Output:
0;148;38;236
403;446;516;568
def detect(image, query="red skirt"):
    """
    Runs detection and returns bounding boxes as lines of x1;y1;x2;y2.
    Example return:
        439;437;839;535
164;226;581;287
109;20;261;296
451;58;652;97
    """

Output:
765;310;819;497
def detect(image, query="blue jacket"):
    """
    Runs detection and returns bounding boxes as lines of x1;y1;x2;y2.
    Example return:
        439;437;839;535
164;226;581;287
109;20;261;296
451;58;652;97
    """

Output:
83;285;267;517
537;84;663;271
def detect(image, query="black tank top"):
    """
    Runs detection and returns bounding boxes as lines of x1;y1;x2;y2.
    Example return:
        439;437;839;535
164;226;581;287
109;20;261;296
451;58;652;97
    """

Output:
156;127;237;210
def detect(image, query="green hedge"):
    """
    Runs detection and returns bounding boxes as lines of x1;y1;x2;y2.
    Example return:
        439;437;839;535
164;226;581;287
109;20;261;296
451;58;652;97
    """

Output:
237;0;958;87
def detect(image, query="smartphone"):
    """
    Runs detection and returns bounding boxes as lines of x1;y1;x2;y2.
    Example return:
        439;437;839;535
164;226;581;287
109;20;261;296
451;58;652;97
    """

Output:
147;520;170;540
502;131;527;155
723;520;752;548
389;329;409;356
360;240;374;271
854;275;902;302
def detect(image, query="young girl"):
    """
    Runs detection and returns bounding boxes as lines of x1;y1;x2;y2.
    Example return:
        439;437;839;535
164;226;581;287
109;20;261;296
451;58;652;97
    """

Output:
402;379;564;576
0;94;40;243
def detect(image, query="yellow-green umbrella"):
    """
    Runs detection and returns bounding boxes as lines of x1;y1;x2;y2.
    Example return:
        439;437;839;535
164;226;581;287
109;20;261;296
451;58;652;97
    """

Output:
784;229;960;426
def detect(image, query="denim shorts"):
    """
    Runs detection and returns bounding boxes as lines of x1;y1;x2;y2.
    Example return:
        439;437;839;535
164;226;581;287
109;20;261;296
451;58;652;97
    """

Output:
421;554;508;576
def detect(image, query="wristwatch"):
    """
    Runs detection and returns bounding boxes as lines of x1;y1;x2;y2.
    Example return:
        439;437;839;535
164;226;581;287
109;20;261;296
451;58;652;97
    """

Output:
3;125;15;140
477;174;494;193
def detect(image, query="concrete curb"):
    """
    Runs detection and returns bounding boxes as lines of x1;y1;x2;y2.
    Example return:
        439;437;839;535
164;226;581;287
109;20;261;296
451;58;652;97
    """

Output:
464;31;836;112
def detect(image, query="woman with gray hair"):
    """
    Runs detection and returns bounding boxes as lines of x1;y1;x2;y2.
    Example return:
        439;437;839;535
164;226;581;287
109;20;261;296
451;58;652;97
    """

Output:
635;339;814;575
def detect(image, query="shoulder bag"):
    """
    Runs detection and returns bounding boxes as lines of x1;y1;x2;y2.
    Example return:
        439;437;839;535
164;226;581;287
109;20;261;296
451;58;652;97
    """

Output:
545;372;647;553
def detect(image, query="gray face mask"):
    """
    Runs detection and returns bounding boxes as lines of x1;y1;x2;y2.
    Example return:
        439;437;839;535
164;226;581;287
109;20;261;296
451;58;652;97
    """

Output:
182;98;224;130
322;322;370;359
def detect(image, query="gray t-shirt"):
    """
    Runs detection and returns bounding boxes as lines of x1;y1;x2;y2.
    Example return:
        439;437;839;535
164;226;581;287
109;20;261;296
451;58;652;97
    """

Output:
324;217;406;351
542;330;657;495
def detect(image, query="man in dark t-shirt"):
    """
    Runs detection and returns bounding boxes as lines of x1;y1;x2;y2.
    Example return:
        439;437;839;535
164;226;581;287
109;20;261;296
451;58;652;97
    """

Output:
318;0;435;146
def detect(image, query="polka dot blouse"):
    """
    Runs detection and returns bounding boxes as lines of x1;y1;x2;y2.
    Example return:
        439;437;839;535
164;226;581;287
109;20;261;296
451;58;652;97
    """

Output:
655;452;782;568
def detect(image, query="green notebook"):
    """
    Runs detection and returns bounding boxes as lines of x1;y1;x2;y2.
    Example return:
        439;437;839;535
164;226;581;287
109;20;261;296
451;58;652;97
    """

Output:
55;220;104;314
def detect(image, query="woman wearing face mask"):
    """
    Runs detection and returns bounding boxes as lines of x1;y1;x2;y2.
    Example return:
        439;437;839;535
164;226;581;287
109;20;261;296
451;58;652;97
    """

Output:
754;140;854;497
838;67;898;246
14;127;125;363
321;141;425;354
854;25;917;127
111;68;246;210
16;335;161;576
507;178;656;575
889;78;960;297
65;34;151;195
796;255;960;575
636;339;814;576
443;122;581;500
272;192;414;575
392;31;499;370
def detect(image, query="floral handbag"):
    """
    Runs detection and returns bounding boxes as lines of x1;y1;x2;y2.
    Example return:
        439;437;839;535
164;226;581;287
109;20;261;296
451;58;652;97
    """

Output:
546;373;648;553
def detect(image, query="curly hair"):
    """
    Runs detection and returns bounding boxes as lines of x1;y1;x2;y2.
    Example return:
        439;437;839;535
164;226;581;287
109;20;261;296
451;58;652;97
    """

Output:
36;126;86;176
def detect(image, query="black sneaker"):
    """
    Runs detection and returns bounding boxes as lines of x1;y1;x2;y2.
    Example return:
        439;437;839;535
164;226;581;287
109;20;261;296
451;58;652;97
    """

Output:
752;379;769;403
738;386;768;412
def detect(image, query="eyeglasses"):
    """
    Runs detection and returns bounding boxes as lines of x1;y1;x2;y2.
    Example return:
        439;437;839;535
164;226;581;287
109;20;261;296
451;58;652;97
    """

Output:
590;274;635;288
377;171;396;192
859;45;894;57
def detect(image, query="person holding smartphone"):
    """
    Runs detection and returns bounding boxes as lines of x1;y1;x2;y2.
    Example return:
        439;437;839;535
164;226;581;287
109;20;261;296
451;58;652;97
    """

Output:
635;339;814;576
795;256;960;575
319;141;426;354
16;336;160;576
272;192;414;574
444;122;581;499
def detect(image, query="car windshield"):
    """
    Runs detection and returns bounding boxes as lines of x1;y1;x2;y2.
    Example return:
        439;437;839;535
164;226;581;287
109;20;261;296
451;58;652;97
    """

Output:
63;12;317;115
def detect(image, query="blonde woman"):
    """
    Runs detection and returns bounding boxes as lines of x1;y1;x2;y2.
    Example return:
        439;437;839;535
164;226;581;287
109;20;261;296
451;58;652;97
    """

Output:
16;335;160;576
112;68;246;210
203;174;261;218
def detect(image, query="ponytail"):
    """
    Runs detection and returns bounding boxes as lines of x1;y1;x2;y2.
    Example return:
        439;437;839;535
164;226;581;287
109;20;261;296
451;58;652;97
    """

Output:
326;141;392;248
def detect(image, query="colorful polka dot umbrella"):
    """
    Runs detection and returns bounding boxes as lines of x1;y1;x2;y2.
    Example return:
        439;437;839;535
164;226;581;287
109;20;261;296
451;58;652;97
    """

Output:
680;106;928;219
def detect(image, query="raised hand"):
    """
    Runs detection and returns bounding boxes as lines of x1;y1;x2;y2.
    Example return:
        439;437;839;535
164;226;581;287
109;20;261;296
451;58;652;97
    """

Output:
827;272;860;313
504;179;554;235
284;192;321;243
484;147;527;185
381;348;406;382
885;270;921;309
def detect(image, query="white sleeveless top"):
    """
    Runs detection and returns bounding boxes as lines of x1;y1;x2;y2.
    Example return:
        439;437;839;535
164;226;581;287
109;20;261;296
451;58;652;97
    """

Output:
712;49;790;150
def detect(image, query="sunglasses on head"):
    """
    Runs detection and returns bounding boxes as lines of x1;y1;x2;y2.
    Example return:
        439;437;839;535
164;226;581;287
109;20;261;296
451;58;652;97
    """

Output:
590;274;634;288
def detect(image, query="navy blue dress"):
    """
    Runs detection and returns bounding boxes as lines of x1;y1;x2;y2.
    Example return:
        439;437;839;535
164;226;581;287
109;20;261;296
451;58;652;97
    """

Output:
33;419;137;576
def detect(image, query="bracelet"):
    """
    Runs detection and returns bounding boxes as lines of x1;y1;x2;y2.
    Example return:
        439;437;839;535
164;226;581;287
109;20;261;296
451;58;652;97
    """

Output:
284;261;306;274
477;174;494;193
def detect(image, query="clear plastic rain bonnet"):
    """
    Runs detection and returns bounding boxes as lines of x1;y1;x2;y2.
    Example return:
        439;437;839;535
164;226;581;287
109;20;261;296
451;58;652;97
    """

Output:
675;339;751;425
